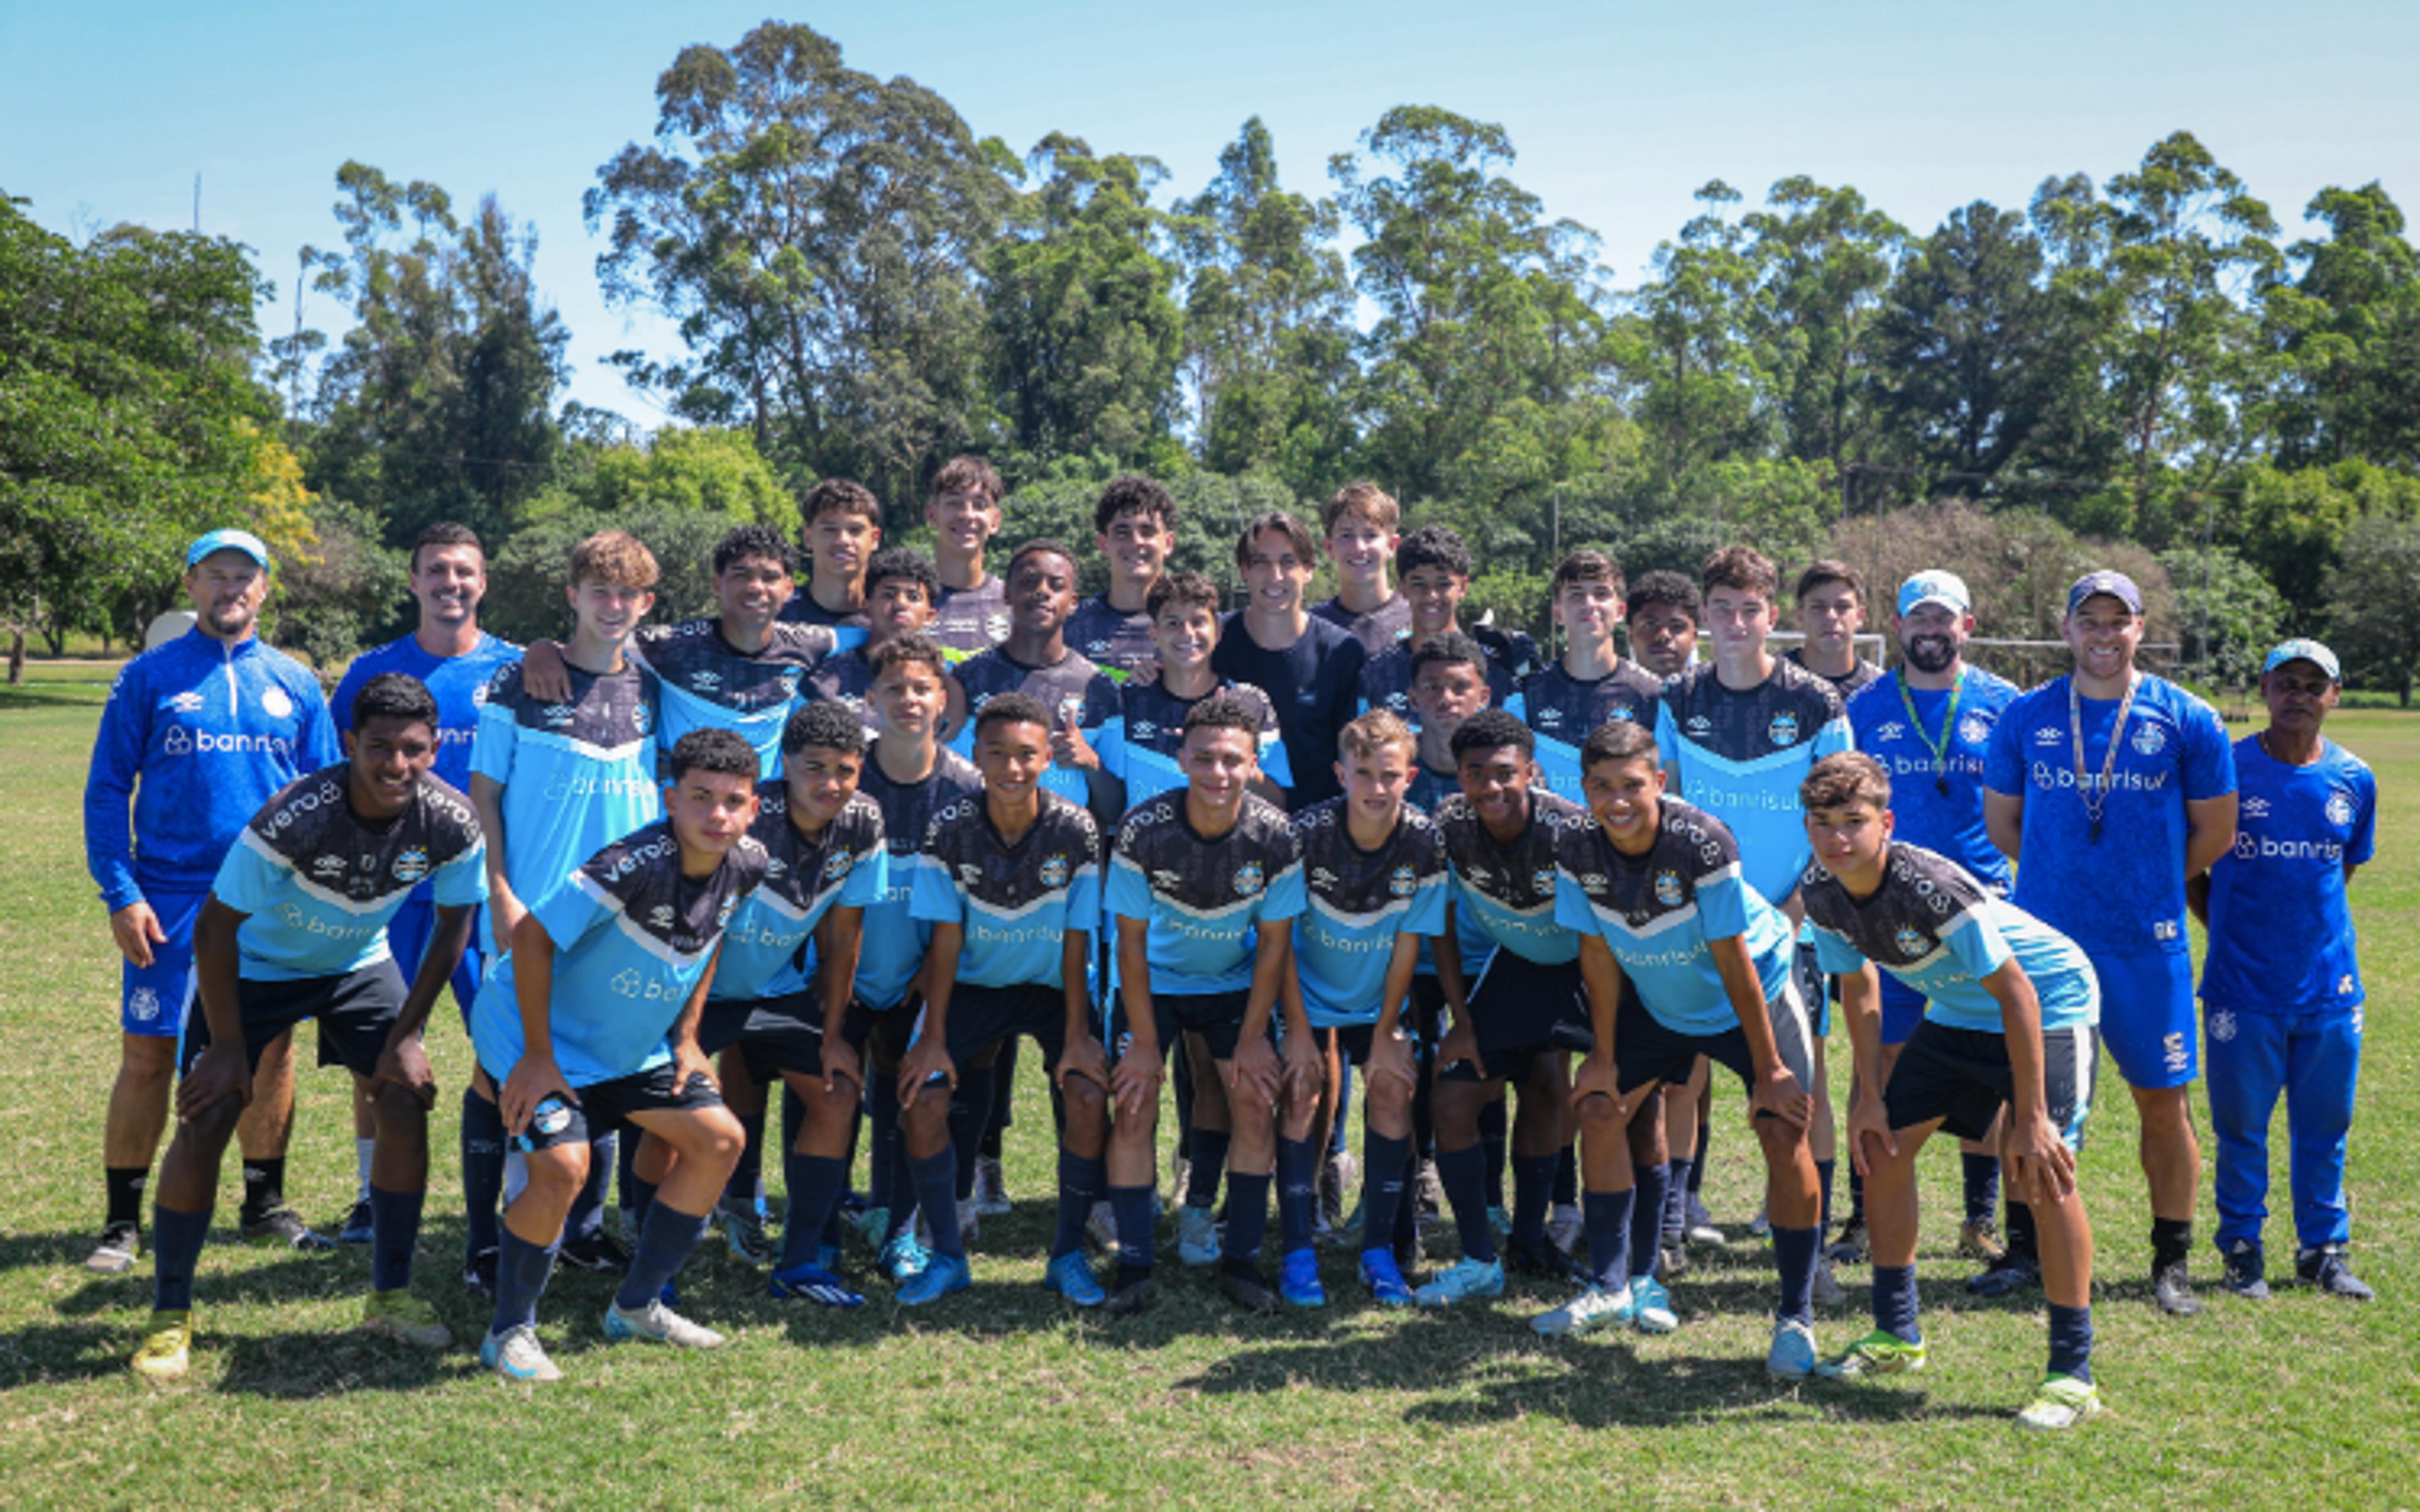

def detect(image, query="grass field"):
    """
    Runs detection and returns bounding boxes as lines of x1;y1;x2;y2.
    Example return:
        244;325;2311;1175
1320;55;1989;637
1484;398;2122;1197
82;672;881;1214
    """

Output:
4;662;2416;1509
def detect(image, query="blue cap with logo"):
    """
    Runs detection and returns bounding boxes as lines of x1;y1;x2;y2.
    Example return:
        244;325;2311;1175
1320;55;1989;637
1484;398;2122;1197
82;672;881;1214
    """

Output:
1896;570;1971;617
185;528;273;571
2065;569;2141;618
2261;637;2341;683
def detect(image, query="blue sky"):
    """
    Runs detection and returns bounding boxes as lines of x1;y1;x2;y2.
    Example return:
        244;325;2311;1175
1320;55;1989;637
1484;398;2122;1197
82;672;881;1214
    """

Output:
7;2;2414;420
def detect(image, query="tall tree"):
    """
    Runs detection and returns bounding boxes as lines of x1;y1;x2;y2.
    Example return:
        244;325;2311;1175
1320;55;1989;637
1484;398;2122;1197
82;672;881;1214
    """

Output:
1613;182;1770;494
2264;182;2420;468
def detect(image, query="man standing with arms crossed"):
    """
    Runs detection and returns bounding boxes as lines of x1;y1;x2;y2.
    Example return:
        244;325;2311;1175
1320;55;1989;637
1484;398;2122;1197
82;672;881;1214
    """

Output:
84;529;340;1273
1985;570;2237;1315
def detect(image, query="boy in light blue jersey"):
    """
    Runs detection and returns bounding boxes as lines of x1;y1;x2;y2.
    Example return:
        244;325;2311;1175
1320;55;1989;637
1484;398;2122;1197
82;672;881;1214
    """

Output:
1541;721;1824;1380
132;675;485;1380
684;703;887;1307
1521;551;1661;805
894;692;1112;1306
1984;569;2237;1316
1278;711;1449;1309
1800;752;2104;1431
467;529;663;1278
1104;694;1312;1317
470;728;769;1383
1094;570;1292;810
2189;639;2377;1302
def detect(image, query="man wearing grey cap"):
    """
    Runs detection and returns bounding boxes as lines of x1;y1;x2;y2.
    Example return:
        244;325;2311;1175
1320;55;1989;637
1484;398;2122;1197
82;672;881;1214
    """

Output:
2187;639;2377;1302
81;529;342;1274
1982;570;2237;1315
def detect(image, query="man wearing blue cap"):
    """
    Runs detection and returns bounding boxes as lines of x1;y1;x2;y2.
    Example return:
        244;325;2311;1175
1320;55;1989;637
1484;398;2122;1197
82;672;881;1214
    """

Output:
1983;570;2237;1315
2188;639;2376;1302
83;529;342;1274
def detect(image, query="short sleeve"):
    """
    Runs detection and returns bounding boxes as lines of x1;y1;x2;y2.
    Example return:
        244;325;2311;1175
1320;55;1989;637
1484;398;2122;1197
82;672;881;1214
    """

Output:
296;679;342;769
1400;871;1448;938
1258;852;1306;924
212;835;289;916
532;874;609;953
1066;858;1102;937
1942;907;2015;982
1816;710;1853;757
1654;701;1679;769
431;840;490;908
839;844;889;909
2181;697;2237;801
1809;925;1867;977
1552;864;1596;935
1107;849;1155;923
470;694;519;786
1259;734;1293;790
1094;716;1127;781
2348;767;2378;867
1694;867;1750;942
908;851;963;926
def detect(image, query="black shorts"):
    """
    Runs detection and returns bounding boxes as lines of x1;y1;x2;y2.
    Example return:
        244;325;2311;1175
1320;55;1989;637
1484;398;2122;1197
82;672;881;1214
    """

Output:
698;991;873;1084
945;982;1072;1075
1440;951;1592;1085
512;1060;725;1154
182;959;403;1081
1318;1020;1420;1067
1110;989;1265;1065
1884;1019;2097;1151
1613;978;1815;1115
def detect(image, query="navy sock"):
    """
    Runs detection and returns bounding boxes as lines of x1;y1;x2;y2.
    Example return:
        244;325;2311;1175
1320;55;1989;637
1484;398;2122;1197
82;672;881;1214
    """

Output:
727;1113;766;1211
369;1184;424;1293
564;1130;611;1243
490;1225;560;1336
1846;1163;1866;1225
1434;1142;1492;1263
1054;1152;1104;1261
151;1203;212;1313
1110;1184;1156;1274
1552;1145;1577;1207
1186;1128;1230;1210
868;1075;904;1221
1873;1262;1920;1343
107;1165;148;1228
1816;1158;1836;1234
1772;1223;1819;1326
1661;1157;1692;1243
2151;1215;2193;1269
1631;1159;1671;1281
1478;1096;1508;1210
948;1077;993;1204
2004;1201;2037;1261
911;1150;964;1260
461;1089;506;1258
1391;1146;1420;1259
1962;1153;2001;1228
1276;1137;1318;1255
1584;1188;1633;1293
780;1082;805;1177
1224;1170;1272;1268
779;1152;850;1271
626;1175;659;1238
1511;1154;1557;1251
615;1200;711;1311
2048;1303;2094;1384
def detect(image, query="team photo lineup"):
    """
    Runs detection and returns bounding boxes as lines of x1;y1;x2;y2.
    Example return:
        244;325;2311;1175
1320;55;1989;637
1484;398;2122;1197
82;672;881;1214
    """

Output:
84;462;2381;1436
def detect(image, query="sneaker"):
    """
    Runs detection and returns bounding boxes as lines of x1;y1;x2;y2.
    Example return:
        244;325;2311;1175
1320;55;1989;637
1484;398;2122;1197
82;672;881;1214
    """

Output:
1746;1205;1772;1240
1044;1250;1106;1307
974;1156;1011;1217
240;1205;335;1252
2298;1246;2375;1302
1102;1274;1156;1318
879;1232;933;1284
604;1296;725;1348
1504;1237;1587;1284
461;1246;499;1298
1177;1203;1221;1267
1815;1327;1928;1380
1684;1195;1725;1247
1966;1251;2041;1298
2152;1257;2201;1317
1530;1285;1635;1337
1359;1249;1414;1306
898;1251;973;1306
719;1200;776;1266
1218;1266;1279;1315
1085;1200;1120;1254
1630;1276;1678;1334
1278;1247;1326;1308
480;1323;562;1383
558;1229;633;1274
86;1221;140;1275
1824;1215;1868;1265
2016;1373;2102;1431
1768;1317;1818;1379
360;1289;453;1349
1415;1256;1506;1308
955;1196;982;1244
337;1198;377;1246
131;1309;193;1381
1545;1204;1583;1256
768;1262;866;1308
1957;1218;2008;1264
1811;1254;1847;1307
2221;1240;2270;1300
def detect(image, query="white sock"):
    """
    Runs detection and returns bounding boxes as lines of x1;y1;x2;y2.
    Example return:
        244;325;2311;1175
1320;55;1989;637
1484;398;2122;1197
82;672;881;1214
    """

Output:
356;1137;377;1202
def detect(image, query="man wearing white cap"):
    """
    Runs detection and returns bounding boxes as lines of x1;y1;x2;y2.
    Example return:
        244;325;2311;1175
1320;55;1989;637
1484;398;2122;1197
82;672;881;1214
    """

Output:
82;529;342;1273
1834;571;2025;1274
1983;570;2237;1315
2188;639;2376;1302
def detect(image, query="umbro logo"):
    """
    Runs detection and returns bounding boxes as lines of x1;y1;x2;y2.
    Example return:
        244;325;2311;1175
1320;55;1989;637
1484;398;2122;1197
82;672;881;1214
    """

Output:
1874;722;1907;743
169;690;205;713
2240;796;2271;820
648;905;674;929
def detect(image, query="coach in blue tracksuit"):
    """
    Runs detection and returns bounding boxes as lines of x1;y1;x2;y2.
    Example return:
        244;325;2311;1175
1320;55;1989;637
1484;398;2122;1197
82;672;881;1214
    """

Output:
82;528;342;1275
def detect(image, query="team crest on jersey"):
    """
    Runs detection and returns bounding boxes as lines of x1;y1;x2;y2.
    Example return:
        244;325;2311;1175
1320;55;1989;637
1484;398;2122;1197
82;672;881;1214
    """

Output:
1959;715;1991;745
985;612;1012;641
633;702;653;735
1040;854;1071;888
533;1098;573;1136
1768;711;1801;745
1874;721;1906;743
170;690;205;713
1388;864;1417;898
2131;722;2165;756
1653;870;1684;907
262;686;294;719
129;987;160;1022
1893;925;1926;958
1233;862;1265;896
1531;868;1557;896
648;905;674;929
2327;793;2354;828
392;847;430;884
822;850;853;881
2210;1009;2237;1044
779;667;803;696
164;726;193;756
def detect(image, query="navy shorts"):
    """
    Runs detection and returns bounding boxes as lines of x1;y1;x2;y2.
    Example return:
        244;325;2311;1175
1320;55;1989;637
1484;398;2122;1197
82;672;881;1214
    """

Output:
2092;949;2197;1089
1317;1019;1419;1068
181;958;403;1080
698;990;873;1084
1109;989;1265;1065
1884;1018;2096;1151
1613;978;1815;1114
513;1061;724;1154
943;981;1073;1075
1439;949;1591;1085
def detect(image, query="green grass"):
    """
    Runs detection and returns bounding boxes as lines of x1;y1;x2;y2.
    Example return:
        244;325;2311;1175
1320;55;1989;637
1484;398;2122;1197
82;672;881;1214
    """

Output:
4;692;2416;1509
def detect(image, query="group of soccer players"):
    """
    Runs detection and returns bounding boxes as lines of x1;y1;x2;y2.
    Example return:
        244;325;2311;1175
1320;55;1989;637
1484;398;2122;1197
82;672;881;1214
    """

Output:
81;461;2379;1433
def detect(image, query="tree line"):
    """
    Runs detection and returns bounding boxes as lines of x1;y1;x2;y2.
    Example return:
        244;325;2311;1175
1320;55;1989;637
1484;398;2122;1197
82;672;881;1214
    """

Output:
6;18;2420;696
